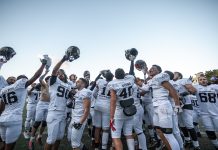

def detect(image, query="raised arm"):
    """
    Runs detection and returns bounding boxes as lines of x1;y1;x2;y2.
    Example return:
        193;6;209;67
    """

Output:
89;73;102;91
39;70;49;87
52;56;66;76
129;60;135;76
25;63;46;88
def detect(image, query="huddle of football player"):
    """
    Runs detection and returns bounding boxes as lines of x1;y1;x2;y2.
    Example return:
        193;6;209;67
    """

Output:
0;46;218;150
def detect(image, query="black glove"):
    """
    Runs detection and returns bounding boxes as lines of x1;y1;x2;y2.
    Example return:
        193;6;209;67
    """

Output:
73;122;82;130
66;100;73;108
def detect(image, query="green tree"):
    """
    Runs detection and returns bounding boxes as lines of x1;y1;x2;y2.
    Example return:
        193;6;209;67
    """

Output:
204;69;218;81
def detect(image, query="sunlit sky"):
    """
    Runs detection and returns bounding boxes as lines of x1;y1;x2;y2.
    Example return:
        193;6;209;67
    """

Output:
0;0;217;81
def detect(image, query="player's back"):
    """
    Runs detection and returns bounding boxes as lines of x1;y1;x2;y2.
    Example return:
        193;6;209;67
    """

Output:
94;79;111;113
0;78;28;122
108;75;135;119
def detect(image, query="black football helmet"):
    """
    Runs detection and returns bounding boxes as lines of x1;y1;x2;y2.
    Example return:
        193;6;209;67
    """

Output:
65;46;80;62
125;48;138;61
135;60;146;71
0;46;16;61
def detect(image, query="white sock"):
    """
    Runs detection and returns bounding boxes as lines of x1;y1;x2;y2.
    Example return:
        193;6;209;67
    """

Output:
164;133;180;150
148;129;155;138
126;138;135;150
211;139;218;148
192;140;199;147
174;133;184;149
138;133;147;150
102;132;109;149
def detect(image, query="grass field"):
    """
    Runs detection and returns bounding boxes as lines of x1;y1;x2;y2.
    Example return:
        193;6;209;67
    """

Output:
9;104;217;150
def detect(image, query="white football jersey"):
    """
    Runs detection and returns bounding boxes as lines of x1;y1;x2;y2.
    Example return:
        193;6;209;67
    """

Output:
132;84;142;108
190;95;200;112
194;84;218;115
0;78;28;122
108;75;135;119
48;78;71;111
94;79;111;113
26;89;40;104
71;88;92;118
0;75;7;91
140;82;152;105
169;80;177;107
148;73;170;106
175;78;192;105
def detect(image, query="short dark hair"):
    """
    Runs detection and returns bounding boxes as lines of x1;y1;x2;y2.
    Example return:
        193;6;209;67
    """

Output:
115;68;125;79
152;65;162;73
17;75;28;80
79;78;89;88
105;72;114;81
164;70;174;80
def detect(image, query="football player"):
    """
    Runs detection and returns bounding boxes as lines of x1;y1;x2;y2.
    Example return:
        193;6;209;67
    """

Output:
0;47;16;147
108;68;136;150
70;78;92;150
0;56;48;150
6;77;16;85
93;71;114;150
132;82;147;150
146;65;180;150
44;46;80;150
23;83;41;139
194;75;218;149
29;70;51;149
44;63;70;149
108;48;138;150
173;72;200;149
136;77;156;147
190;94;202;137
165;70;184;150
